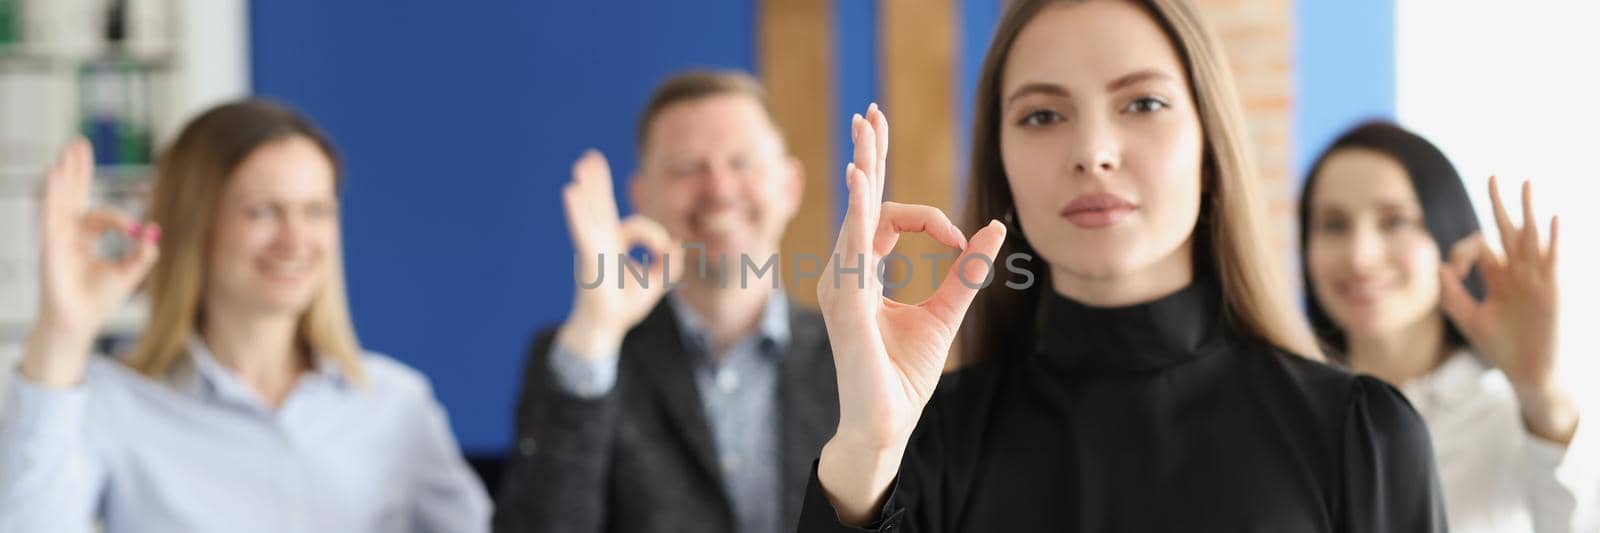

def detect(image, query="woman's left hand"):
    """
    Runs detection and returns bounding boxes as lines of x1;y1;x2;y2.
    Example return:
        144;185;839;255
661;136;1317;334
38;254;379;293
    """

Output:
1440;176;1577;444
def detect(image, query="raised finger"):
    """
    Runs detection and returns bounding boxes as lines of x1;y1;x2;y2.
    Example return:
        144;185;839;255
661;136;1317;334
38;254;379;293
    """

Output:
1546;215;1560;273
868;103;889;191
45;139;94;225
574;150;619;227
835;163;874;258
561;183;596;253
1488;176;1518;257
1518;180;1540;260
853;113;880;208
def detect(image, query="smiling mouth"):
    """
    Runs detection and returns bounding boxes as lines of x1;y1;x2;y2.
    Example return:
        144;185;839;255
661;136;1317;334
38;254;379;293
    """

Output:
698;212;742;235
1335;280;1392;303
260;260;313;281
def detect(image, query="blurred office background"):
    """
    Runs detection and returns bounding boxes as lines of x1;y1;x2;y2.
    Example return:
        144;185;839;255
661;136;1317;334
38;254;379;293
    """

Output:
0;0;1594;487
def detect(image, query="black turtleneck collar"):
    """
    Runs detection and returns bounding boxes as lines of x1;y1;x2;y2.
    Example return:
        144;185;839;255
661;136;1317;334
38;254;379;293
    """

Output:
1033;273;1229;375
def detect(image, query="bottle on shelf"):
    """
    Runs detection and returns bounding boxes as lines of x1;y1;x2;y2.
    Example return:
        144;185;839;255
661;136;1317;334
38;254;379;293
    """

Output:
0;0;17;47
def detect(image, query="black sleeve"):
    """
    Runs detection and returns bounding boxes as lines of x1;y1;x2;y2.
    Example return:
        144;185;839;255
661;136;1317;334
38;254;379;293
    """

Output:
492;328;621;533
1337;375;1448;533
795;391;954;533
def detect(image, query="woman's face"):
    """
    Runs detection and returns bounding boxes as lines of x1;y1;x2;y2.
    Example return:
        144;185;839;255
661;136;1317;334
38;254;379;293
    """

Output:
1305;148;1442;339
999;0;1205;302
207;135;340;318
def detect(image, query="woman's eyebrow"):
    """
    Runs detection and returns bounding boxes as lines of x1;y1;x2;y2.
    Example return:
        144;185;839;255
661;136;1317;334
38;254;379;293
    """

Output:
1005;82;1069;105
1106;69;1177;92
1005;69;1178;105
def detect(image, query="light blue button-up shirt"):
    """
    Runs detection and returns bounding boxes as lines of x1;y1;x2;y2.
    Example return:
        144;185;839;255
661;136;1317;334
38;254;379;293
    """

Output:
0;338;490;533
550;291;789;533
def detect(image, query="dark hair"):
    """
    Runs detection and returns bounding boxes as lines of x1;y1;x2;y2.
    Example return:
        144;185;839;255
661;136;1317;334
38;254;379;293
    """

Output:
1297;120;1484;359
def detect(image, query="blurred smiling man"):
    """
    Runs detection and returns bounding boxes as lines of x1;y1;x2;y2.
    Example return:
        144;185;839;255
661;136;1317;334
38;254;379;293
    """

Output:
492;70;839;533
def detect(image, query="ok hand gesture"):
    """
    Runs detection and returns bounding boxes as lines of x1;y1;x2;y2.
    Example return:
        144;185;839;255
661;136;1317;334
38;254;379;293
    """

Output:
815;104;1007;524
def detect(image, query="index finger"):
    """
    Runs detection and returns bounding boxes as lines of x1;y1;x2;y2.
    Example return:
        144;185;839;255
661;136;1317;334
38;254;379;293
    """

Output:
874;202;967;257
1446;232;1483;276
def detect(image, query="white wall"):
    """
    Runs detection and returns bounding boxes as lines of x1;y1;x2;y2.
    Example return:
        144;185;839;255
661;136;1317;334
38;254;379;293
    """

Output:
1397;0;1600;403
0;0;248;400
165;0;249;146
0;341;16;408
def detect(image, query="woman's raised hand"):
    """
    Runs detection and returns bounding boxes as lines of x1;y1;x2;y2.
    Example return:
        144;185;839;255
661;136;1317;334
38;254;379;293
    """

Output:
1439;176;1576;443
22;139;160;386
815;103;1007;523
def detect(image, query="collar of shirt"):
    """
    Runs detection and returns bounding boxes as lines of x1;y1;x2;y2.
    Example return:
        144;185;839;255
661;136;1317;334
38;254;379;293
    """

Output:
1033;273;1226;375
667;290;791;366
1401;348;1488;416
171;335;351;411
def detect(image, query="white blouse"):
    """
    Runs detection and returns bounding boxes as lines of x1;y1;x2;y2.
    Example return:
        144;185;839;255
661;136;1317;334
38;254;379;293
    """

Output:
1401;350;1599;533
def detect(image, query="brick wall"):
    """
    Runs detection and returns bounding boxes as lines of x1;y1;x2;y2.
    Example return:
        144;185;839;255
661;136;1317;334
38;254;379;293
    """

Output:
1195;0;1298;254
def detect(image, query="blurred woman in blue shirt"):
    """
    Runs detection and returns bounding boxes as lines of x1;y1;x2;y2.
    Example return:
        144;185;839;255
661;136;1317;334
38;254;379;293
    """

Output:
0;99;490;533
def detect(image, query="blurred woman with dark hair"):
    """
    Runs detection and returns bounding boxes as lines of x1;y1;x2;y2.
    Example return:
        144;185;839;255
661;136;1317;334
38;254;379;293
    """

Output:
1300;120;1597;532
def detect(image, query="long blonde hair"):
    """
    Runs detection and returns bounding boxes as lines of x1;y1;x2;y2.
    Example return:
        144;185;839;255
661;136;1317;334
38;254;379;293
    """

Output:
960;0;1322;364
125;99;366;384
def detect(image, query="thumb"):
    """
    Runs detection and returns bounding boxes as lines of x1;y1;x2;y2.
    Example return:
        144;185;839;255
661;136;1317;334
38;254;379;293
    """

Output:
923;219;1006;326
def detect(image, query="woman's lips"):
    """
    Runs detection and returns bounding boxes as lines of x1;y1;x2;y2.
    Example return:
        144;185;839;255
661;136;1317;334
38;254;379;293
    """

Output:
1335;279;1391;304
258;259;313;283
1060;193;1137;229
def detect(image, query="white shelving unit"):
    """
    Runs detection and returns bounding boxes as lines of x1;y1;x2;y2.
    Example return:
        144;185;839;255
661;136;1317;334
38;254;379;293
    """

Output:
0;0;248;391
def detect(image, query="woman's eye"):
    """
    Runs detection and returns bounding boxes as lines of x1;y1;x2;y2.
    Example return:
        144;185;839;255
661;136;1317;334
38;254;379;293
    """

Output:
1018;109;1063;127
1381;216;1413;230
1124;97;1170;114
1315;218;1348;234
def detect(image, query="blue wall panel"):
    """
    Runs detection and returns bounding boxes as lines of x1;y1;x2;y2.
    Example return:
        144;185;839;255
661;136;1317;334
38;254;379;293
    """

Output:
251;0;755;454
1294;0;1395;182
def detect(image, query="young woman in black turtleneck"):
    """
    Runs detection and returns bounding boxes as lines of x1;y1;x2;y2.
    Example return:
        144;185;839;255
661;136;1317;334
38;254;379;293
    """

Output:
797;0;1447;531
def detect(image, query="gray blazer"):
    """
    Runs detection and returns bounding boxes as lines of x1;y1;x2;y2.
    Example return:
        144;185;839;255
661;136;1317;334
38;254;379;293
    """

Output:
492;299;839;533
